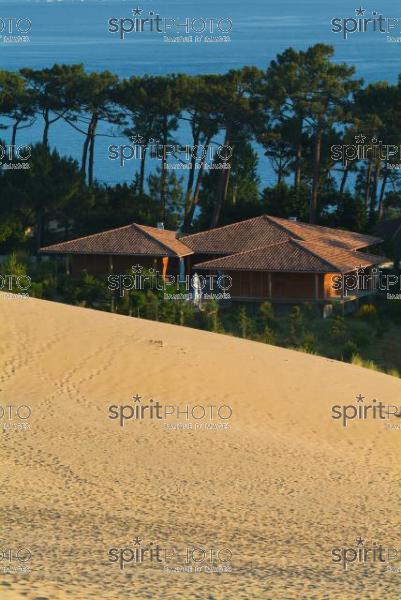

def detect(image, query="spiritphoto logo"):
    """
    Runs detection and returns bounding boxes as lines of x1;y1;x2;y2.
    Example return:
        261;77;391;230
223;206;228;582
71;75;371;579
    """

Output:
332;537;401;571
0;144;32;170
108;536;232;573
109;137;233;171
0;404;32;431
107;265;232;300
331;394;401;428
331;265;401;299
0;273;31;300
108;393;233;429
0;17;31;44
331;135;401;168
0;545;32;574
108;7;232;43
331;7;401;42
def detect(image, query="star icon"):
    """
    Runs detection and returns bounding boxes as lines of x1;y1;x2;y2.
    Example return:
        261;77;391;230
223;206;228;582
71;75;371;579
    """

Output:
356;394;365;403
355;134;366;144
356;537;364;546
132;7;143;16
133;393;142;403
133;536;142;545
131;264;143;273
355;7;366;17
131;134;144;145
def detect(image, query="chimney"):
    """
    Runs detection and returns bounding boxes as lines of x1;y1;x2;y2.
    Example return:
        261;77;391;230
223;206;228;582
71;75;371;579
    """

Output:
157;222;164;230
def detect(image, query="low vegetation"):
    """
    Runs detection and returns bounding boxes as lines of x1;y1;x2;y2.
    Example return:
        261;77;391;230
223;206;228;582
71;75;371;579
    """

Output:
4;255;400;378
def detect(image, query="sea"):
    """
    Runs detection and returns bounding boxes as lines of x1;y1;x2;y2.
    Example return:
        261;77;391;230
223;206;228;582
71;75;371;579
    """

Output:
0;0;400;188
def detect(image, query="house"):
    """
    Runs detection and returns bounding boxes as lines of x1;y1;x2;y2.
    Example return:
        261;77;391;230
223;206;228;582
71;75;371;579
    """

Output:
40;215;385;307
40;222;193;277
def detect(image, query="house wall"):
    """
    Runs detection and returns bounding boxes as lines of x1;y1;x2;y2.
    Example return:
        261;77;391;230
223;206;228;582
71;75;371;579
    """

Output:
212;270;326;301
324;273;342;298
272;272;322;299
324;268;379;298
68;254;347;303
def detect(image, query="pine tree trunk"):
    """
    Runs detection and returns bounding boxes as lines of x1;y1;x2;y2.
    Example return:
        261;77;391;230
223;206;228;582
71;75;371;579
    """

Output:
139;145;147;194
184;129;200;215
365;159;373;211
88;115;98;187
378;164;388;220
340;163;350;194
160;115;168;223
294;114;304;194
369;160;381;223
11;121;20;147
210;127;232;228
182;139;211;232
294;142;302;190
43;109;50;147
81;113;97;180
81;134;91;179
310;122;322;224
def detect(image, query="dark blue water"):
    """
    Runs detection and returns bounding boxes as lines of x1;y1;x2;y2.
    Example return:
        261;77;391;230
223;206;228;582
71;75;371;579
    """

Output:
1;0;399;186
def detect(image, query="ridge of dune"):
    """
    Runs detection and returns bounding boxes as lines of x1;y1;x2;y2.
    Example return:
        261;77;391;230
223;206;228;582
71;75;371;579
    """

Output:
1;295;401;600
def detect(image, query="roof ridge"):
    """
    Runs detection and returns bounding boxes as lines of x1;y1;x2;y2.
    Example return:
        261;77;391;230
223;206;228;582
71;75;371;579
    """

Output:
139;223;176;235
180;215;268;240
194;239;334;264
300;239;385;261
263;215;304;240
133;223;180;256
270;215;381;242
40;223;135;250
194;239;295;261
298;239;352;249
291;239;339;271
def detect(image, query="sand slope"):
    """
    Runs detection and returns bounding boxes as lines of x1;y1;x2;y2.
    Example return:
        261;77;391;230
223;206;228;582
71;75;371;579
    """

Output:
1;295;401;600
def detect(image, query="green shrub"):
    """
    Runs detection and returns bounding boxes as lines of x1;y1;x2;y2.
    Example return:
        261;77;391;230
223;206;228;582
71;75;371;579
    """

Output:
356;303;377;321
329;316;346;340
300;333;317;354
289;305;304;344
259;301;275;326
341;340;359;362
351;353;379;371
302;302;318;320
352;327;371;348
263;326;276;345
238;306;249;338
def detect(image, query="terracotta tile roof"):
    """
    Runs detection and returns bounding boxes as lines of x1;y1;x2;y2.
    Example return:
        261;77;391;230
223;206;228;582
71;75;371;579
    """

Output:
181;215;382;254
136;224;193;257
193;239;385;274
180;216;290;254
40;215;382;266
268;215;382;250
298;240;385;272
40;223;193;258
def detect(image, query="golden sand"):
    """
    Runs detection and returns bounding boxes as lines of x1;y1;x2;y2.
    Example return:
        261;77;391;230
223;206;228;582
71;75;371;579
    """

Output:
1;295;401;599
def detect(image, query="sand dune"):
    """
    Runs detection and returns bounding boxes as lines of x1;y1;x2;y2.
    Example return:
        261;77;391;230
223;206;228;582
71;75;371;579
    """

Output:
1;295;401;599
